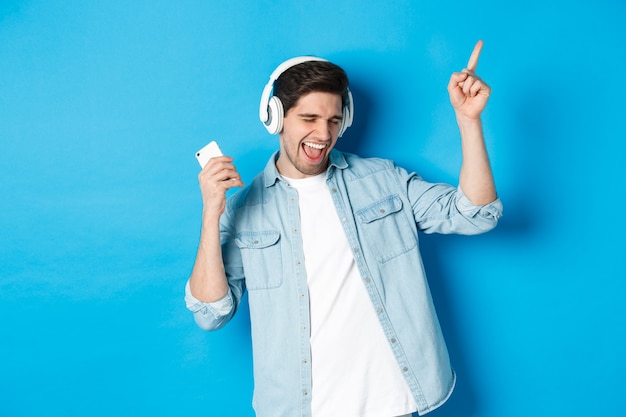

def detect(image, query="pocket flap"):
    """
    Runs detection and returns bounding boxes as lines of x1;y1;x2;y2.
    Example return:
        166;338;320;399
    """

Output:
356;195;403;224
235;230;281;249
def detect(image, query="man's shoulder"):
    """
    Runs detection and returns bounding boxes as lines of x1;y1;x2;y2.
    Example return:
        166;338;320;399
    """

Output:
343;151;394;165
339;151;399;178
226;172;266;209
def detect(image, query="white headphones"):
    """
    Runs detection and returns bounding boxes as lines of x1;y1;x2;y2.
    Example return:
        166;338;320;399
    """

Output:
259;56;354;136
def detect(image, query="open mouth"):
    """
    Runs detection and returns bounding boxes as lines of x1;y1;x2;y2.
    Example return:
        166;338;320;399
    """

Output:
302;141;328;163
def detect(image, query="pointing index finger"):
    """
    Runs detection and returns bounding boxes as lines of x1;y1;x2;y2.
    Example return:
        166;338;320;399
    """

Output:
466;40;484;72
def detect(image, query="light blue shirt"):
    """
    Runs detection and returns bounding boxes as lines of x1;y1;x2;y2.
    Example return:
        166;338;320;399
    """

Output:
185;149;503;417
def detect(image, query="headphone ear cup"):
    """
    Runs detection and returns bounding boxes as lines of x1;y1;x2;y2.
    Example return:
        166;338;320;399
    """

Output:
338;90;354;137
338;105;350;137
265;96;284;134
338;116;346;138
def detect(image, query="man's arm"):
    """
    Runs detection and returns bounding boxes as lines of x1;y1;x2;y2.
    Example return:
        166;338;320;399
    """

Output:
447;40;497;206
189;155;243;302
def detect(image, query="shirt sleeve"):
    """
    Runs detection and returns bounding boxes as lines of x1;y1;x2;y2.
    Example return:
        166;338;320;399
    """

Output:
455;186;503;221
184;280;234;331
405;167;503;234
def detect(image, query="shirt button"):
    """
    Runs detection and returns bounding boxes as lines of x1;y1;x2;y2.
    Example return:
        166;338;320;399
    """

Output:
377;307;383;313
331;188;337;193
403;367;409;372
353;247;359;253
364;277;371;283
390;338;396;343
341;217;346;222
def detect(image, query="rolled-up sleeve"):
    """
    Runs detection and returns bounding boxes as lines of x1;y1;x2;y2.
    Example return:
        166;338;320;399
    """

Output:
454;186;503;230
184;280;234;331
406;167;503;234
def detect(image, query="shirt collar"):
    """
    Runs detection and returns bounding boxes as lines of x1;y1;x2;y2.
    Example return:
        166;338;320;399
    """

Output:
263;149;348;188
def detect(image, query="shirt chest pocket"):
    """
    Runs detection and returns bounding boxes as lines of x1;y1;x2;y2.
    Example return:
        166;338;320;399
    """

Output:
355;194;417;263
235;230;283;290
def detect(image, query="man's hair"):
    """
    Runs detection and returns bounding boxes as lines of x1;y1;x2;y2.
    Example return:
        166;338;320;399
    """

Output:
273;60;349;115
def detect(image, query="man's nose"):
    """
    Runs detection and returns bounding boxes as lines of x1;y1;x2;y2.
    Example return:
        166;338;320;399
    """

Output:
314;120;333;140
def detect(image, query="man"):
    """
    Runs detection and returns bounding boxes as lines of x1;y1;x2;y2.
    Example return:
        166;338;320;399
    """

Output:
185;41;502;417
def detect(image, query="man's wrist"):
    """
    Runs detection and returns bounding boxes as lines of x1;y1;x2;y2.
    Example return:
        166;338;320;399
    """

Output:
455;112;482;127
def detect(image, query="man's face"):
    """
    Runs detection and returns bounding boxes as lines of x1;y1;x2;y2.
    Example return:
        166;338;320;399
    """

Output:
275;91;343;179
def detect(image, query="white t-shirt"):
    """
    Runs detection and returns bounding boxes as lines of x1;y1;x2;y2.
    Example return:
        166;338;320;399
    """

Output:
283;173;417;417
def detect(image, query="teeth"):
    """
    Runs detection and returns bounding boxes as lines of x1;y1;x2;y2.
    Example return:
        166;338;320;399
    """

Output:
304;142;326;150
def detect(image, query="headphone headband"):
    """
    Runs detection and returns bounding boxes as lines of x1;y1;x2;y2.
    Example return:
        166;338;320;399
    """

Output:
259;56;353;136
268;56;329;86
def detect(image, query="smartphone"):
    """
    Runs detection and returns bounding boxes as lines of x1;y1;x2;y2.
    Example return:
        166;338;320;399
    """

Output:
195;141;223;168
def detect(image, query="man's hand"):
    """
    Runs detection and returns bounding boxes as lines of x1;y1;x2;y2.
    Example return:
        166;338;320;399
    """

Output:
198;156;243;218
448;40;491;120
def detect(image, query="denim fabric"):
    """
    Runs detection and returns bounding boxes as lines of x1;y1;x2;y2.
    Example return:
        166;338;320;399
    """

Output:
185;149;502;417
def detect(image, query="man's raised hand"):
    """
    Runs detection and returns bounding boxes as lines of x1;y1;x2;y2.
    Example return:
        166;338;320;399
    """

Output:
448;40;491;120
198;156;244;218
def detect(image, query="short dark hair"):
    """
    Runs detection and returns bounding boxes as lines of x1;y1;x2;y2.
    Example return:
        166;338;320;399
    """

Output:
273;60;349;115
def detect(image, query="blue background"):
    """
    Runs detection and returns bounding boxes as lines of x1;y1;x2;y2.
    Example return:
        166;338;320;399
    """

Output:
1;1;624;416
